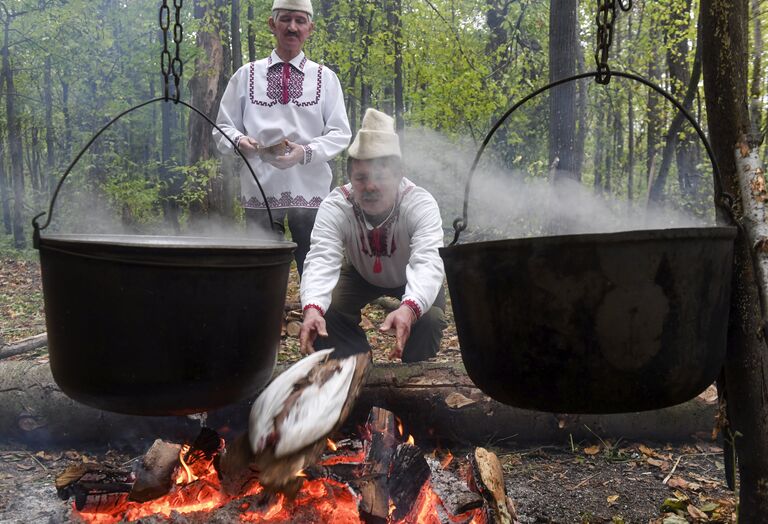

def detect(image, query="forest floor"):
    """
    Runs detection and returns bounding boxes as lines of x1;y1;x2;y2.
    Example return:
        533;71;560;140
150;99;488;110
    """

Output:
0;253;738;523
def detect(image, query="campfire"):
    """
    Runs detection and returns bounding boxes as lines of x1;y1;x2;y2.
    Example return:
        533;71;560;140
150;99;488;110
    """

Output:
56;407;516;523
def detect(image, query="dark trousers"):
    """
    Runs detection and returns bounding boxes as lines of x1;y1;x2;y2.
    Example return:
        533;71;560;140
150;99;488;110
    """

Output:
314;264;447;362
245;208;318;277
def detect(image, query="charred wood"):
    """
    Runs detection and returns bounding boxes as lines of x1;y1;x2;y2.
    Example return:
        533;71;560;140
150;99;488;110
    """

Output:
129;439;181;502
469;447;518;524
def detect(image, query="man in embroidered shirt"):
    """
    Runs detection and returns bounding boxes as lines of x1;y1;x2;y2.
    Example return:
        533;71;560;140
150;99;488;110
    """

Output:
299;108;446;362
213;0;351;276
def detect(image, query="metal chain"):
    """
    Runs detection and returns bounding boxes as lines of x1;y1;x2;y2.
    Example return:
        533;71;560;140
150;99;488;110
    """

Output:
159;0;183;102
159;0;172;100
172;0;184;103
594;0;632;85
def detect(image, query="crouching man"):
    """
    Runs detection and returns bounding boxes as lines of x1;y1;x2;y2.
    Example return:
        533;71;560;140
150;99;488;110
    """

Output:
299;108;446;361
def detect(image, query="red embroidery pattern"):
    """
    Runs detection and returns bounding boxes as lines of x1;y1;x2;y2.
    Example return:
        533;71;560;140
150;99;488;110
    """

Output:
401;299;422;319
249;59;321;107
303;303;325;315
243;192;324;209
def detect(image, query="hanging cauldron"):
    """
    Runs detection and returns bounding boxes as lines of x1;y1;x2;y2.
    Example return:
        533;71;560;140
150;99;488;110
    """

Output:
441;71;737;414
32;99;295;416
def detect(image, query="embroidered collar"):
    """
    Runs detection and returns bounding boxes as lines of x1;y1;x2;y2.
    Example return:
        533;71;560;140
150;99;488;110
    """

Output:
268;50;307;71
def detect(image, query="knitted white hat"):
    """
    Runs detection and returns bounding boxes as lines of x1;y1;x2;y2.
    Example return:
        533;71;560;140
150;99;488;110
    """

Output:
348;108;401;160
272;0;313;17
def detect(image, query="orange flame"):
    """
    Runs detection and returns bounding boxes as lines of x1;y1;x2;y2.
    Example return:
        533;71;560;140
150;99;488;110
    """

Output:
406;435;415;446
326;438;337;451
440;450;454;469
175;444;197;485
396;417;404;436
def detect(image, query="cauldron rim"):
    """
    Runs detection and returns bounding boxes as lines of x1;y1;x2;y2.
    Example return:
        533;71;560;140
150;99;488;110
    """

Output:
440;225;737;254
38;232;297;251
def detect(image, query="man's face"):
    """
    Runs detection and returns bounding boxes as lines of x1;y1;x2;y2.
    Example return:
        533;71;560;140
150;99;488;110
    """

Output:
269;10;314;56
350;159;402;218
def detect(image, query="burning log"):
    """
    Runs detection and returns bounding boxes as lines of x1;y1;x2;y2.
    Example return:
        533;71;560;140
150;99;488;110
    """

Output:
130;439;181;502
469;447;519;524
357;407;398;521
55;463;134;514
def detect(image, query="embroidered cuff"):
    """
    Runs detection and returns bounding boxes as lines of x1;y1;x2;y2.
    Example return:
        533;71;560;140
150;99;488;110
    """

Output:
303;303;325;316
234;135;245;156
401;299;422;320
301;145;313;165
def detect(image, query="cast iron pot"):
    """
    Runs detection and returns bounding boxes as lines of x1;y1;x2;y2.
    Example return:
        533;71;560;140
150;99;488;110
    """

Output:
440;226;736;414
37;233;295;416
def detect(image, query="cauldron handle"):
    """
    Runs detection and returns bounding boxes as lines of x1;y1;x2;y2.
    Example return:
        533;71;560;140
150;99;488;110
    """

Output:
449;70;725;246
32;97;275;246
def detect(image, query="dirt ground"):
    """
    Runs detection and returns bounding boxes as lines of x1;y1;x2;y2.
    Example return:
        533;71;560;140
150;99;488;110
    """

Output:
0;257;739;523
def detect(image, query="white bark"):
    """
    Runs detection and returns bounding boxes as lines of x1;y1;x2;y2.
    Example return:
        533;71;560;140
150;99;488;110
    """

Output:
735;140;768;322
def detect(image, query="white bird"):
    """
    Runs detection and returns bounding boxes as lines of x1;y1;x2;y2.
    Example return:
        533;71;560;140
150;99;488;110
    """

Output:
219;348;371;496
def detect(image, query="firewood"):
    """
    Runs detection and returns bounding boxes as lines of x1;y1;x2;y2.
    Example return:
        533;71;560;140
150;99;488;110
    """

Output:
388;443;431;521
129;439;181;502
358;407;398;521
469;447;518;524
55;463;134;512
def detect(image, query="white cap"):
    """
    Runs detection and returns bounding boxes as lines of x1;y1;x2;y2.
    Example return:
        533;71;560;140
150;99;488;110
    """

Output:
348;108;401;160
271;0;313;17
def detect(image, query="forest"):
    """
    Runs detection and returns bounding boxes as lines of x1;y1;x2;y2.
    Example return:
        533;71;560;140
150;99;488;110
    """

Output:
2;0;768;520
1;0;764;246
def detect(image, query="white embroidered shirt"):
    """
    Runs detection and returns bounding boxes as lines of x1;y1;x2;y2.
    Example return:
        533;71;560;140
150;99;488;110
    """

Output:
300;178;445;318
213;50;351;209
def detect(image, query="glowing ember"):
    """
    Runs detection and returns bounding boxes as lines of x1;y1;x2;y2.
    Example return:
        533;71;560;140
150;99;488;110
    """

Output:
326;438;337;451
406;435;415;446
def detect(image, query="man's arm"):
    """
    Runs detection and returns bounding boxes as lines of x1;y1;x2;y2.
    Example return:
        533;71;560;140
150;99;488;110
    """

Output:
299;70;352;166
212;66;247;155
299;196;347;353
401;190;445;319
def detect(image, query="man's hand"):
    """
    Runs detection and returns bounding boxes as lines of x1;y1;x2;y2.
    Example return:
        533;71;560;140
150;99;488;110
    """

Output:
269;140;304;169
236;136;260;154
379;305;416;360
299;307;328;355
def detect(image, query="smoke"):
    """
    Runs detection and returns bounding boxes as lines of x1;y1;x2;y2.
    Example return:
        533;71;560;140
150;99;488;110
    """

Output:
401;126;711;243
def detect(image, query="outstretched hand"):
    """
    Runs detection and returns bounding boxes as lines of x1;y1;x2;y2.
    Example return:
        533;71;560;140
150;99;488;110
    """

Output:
379;305;416;361
299;307;328;355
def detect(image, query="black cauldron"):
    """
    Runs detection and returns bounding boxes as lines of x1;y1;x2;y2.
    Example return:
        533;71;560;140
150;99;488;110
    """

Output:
440;226;736;413
37;233;295;415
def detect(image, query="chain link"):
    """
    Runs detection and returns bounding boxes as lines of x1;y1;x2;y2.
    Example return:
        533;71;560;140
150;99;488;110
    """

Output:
159;0;183;102
594;0;632;85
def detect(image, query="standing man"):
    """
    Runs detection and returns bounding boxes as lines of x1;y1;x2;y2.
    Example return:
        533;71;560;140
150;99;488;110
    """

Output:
213;0;351;276
299;108;447;362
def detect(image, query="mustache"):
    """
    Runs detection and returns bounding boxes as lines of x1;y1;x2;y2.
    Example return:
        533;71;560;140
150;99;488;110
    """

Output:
361;192;380;201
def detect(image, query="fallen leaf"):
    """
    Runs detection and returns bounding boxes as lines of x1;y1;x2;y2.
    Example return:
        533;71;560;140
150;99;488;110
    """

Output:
445;392;476;409
639;444;655;456
607;494;619;505
647;457;670;470
584;445;601;456
699;502;720;513
667;476;690;489
15;462;35;471
359;315;375;330
663;515;689;524
687;504;709;520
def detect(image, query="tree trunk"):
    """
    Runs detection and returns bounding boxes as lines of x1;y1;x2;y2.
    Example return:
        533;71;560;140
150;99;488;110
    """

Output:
43;55;55;198
60;77;72;160
231;0;243;72
645;47;662;195
188;0;230;221
2;17;26;249
0;137;11;234
246;1;256;63
749;0;762;135
701;0;768;518
548;0;577;181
